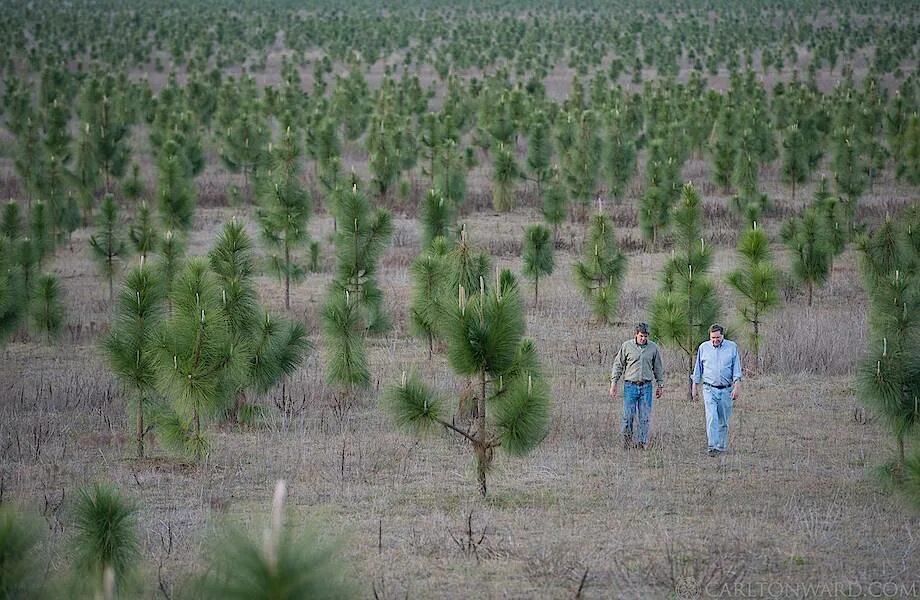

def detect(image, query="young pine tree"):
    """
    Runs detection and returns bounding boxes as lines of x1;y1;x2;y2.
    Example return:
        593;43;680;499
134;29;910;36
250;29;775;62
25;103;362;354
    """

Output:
208;220;311;423
650;183;721;400
639;141;681;249
328;183;393;334
129;201;159;262
726;223;780;373
780;207;833;306
730;133;770;224
408;241;450;360
191;481;356;599
526;113;554;196
103;263;165;458
433;139;472;209
320;290;371;394
152;258;248;460
256;127;312;310
895;114;920;186
419;188;455;250
0;235;27;344
541;169;569;242
857;215;920;485
522;224;555;306
0;505;43;598
156;139;196;233
386;270;551;496
573;212;627;324
88;193;127;302
812;176;848;256
710;104;736;191
154;230;186;314
29;274;66;344
71;482;139;598
831;126;867;230
491;142;520;213
604;113;637;203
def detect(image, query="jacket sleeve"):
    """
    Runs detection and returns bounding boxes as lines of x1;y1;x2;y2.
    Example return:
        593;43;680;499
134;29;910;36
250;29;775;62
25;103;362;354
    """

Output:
691;344;704;384
732;343;743;381
610;342;627;384
653;346;665;386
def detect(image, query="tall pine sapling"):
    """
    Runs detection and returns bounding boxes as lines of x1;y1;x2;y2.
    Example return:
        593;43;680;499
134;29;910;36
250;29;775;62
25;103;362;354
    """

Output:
726;222;780;373
419;188;455;250
522;224;555;306
329;183;393;334
103;263;164;458
492;142;520;213
781;207;833;306
129;201;159;262
89;193;127;302
152;258;248;460
573;211;627;324
256;127;312;310
386;270;551;496
857;215;920;487
408;241;450;360
29;273;66;344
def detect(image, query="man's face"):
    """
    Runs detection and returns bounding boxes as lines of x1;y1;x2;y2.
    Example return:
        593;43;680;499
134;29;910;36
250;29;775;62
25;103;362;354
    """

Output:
709;330;724;347
636;332;649;345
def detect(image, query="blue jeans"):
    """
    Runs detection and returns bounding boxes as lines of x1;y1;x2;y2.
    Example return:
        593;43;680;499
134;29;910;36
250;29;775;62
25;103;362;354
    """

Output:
703;385;733;451
621;382;653;444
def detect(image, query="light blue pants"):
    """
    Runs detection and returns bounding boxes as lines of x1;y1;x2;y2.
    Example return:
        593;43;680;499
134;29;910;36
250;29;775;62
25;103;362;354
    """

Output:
621;381;653;444
703;385;733;451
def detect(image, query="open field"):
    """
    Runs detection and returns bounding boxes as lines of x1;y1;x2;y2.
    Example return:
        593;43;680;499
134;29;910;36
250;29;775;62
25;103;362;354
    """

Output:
1;0;920;597
2;181;918;597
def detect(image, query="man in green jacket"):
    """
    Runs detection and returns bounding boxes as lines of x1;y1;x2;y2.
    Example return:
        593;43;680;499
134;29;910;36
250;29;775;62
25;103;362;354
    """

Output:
609;322;665;449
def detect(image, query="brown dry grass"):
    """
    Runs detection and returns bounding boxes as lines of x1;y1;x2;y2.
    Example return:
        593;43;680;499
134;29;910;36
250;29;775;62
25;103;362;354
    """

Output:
2;153;918;597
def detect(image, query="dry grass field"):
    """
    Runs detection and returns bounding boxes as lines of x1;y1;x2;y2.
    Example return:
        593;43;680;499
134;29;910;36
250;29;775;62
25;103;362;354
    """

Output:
2;145;918;597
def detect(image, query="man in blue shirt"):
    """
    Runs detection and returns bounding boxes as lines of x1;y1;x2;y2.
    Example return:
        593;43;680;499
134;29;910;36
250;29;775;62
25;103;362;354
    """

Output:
691;324;742;456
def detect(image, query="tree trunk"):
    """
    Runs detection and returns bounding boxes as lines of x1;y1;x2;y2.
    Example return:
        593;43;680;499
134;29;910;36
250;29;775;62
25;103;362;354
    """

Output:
807;281;813;307
898;434;905;470
752;319;760;375
427;332;433;361
194;407;201;461
791;179;796;203
686;354;694;402
284;240;291;310
136;395;144;459
477;370;488;497
534;274;539;307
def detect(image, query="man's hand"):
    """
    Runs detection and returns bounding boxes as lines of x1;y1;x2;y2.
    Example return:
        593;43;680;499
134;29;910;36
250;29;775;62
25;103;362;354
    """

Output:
731;382;741;402
691;383;699;402
655;386;663;399
609;383;617;399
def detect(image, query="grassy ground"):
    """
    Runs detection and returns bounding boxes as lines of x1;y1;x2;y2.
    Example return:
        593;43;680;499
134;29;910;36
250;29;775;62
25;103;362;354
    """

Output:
1;161;917;597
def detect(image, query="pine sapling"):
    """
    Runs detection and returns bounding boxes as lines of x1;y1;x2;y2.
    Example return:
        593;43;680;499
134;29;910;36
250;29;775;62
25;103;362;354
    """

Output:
522;224;555;306
29;273;66;344
726;222;780;373
89;193;127;302
103;263;165;458
573;211;627;324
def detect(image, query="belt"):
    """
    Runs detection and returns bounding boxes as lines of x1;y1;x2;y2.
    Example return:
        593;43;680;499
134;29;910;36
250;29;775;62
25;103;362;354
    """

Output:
627;380;652;386
703;382;730;389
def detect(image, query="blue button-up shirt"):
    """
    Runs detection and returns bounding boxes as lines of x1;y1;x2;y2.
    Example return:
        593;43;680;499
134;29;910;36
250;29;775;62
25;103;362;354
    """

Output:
691;339;742;386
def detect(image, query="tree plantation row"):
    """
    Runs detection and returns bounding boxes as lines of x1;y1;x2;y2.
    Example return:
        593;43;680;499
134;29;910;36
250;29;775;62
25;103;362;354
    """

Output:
1;0;918;84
